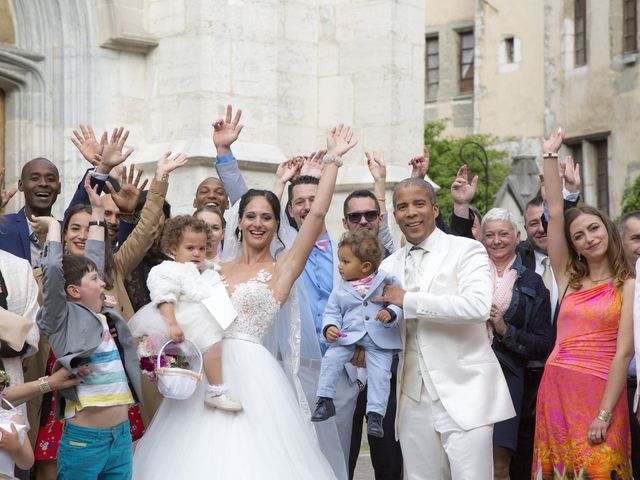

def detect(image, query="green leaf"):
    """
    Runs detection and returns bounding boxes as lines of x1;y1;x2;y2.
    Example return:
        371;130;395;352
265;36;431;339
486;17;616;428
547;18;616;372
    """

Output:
424;119;509;218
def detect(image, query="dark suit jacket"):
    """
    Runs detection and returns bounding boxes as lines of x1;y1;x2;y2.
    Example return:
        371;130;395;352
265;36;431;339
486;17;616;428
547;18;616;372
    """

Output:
517;197;579;272
0;208;31;261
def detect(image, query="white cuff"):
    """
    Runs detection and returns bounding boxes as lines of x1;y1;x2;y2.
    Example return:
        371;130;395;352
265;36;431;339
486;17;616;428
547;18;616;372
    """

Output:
403;292;419;320
562;187;580;202
89;169;109;181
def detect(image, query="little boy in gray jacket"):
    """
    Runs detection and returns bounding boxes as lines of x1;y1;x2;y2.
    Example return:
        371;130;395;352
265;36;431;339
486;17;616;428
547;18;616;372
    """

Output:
33;182;140;480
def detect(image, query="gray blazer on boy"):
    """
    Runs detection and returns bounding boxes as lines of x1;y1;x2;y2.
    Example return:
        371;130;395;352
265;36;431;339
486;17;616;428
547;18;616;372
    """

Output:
36;239;142;418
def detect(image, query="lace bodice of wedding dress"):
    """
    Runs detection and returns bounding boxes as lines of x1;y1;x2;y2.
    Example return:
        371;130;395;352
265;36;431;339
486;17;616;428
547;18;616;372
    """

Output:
224;270;281;343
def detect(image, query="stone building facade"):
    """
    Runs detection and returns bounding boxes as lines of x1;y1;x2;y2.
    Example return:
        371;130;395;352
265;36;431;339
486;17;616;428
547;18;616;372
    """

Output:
425;0;640;219
0;0;426;236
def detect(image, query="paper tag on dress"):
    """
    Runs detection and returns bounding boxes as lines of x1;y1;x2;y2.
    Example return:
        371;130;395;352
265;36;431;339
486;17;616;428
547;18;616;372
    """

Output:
201;282;237;330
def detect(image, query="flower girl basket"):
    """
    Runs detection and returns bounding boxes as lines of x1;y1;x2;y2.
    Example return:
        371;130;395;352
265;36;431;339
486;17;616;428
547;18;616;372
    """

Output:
155;339;203;400
0;396;27;479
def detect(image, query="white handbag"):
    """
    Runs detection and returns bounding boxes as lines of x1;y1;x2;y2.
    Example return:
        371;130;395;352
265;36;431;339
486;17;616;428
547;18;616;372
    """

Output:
0;397;27;479
155;340;203;400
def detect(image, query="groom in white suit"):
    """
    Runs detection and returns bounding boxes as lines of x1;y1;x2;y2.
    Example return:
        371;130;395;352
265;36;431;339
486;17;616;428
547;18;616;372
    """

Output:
374;178;515;480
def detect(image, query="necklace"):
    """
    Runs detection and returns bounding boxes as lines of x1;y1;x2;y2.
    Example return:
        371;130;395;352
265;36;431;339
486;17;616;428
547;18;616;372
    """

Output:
589;274;613;284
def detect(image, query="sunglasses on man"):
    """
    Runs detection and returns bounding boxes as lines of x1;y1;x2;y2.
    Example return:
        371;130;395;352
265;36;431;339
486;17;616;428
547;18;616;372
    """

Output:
345;210;380;224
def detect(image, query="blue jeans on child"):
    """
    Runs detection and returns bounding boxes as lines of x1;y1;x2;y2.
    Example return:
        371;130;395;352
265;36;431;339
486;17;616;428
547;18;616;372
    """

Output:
57;420;132;480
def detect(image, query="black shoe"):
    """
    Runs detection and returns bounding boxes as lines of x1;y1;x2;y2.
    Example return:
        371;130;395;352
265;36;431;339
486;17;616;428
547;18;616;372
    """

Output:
367;411;384;438
311;397;336;422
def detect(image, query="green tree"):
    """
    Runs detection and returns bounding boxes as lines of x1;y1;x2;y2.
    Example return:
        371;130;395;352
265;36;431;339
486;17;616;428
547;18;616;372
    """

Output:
424;119;510;217
619;174;640;219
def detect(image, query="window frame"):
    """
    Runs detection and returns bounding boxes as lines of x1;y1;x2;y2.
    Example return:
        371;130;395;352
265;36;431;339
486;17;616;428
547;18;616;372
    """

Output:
425;34;440;100
575;0;587;67
623;0;638;54
458;29;474;94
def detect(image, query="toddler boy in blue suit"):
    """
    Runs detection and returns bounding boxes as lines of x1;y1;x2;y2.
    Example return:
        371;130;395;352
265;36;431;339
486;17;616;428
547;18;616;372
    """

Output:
311;230;402;438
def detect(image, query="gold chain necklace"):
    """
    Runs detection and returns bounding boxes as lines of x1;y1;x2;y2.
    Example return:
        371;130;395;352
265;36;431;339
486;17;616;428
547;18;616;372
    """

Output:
589;274;613;284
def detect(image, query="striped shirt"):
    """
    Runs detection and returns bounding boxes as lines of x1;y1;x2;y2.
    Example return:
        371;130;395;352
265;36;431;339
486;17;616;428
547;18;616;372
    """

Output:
65;314;134;419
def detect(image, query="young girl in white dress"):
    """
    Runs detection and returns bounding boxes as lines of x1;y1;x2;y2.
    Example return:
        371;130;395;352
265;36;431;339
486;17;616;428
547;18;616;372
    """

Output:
129;215;241;411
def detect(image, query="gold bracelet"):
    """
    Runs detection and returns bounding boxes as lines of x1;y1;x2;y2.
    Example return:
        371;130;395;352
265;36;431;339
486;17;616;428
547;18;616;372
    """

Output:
37;376;52;394
377;197;386;203
597;409;612;424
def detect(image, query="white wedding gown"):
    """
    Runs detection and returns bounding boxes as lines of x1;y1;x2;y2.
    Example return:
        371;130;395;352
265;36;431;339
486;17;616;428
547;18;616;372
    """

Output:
132;275;336;480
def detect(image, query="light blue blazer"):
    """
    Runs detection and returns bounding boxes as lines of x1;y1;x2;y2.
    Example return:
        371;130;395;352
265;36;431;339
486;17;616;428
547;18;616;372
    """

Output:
322;270;403;351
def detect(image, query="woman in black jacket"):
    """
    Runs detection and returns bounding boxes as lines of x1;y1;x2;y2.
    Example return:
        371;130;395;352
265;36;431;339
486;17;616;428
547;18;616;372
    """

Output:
481;207;553;480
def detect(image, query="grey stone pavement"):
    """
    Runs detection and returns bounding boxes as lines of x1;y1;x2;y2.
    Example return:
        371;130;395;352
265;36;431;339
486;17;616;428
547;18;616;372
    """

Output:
353;421;376;480
354;450;375;480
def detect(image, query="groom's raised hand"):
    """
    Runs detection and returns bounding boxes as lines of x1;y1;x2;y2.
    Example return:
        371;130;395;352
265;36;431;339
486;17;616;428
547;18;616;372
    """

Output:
371;284;406;308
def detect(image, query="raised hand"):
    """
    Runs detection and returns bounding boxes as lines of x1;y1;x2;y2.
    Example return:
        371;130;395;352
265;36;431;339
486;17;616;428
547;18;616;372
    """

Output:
560;155;581;193
300;150;327;178
542;127;565;154
409;147;430;178
212;104;244;156
106;165;148;215
71;125;107;166
276;157;304;184
94;127;134;174
28;214;58;237
451;164;478;205
327;124;357;158
156;151;188;177
365;151;386;182
0;168;17;211
84;174;104;213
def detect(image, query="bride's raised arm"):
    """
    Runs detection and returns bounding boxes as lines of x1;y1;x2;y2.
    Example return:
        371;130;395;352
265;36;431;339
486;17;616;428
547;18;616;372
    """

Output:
273;124;357;296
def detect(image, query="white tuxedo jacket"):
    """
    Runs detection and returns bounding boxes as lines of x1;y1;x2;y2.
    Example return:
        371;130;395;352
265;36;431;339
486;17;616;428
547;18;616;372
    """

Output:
380;228;515;432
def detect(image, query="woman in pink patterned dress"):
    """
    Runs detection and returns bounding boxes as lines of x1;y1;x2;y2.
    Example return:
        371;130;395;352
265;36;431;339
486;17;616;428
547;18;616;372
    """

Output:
532;129;635;479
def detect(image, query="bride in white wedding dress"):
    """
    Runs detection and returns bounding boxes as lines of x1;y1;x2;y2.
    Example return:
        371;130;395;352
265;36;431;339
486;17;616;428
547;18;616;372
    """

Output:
132;125;357;480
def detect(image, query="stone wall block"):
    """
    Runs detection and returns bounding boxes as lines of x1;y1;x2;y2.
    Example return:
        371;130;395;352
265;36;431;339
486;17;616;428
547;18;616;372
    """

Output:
278;40;317;75
335;2;393;43
317;43;339;76
278;72;318;125
339;39;392;75
318;75;354;127
284;2;318;43
318;5;336;41
148;0;185;36
230;41;278;98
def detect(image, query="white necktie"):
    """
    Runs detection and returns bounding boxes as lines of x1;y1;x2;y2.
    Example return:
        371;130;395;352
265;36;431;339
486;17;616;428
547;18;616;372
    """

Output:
405;246;426;291
541;256;553;293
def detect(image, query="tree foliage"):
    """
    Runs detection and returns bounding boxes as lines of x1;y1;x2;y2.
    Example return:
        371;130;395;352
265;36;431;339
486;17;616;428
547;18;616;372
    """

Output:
424;119;510;217
619;174;640;219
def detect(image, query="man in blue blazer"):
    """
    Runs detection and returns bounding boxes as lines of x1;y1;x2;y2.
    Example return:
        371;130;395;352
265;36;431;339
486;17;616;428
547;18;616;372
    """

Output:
0;158;61;264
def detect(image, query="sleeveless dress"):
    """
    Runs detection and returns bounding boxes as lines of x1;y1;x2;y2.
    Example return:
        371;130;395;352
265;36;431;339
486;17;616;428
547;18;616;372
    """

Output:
132;272;336;479
532;282;631;479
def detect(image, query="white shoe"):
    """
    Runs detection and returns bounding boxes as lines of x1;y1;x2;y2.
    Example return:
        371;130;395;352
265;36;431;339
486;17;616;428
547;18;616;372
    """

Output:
204;390;243;412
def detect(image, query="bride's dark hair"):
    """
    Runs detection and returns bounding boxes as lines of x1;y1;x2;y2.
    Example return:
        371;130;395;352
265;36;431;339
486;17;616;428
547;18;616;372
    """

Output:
236;189;285;255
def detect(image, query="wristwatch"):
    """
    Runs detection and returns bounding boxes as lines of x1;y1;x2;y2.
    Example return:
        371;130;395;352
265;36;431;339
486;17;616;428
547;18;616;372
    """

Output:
88;220;107;228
